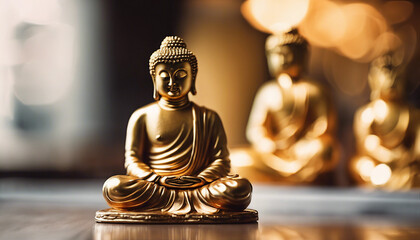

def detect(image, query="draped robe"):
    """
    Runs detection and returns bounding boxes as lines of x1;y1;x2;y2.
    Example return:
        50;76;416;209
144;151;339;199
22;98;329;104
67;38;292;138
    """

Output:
351;100;420;189
242;80;337;182
103;102;252;214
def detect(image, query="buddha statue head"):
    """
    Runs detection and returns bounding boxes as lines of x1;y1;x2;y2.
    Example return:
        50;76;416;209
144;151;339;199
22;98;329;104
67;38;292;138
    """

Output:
368;53;404;101
149;36;198;100
265;28;308;80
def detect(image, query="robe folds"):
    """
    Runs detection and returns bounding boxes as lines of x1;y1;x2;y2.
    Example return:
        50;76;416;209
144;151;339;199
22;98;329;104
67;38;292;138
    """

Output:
103;103;252;214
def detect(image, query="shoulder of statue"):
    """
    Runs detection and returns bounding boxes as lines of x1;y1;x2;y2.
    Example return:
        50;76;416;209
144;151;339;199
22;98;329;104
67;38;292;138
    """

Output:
255;80;281;97
299;79;331;100
129;102;157;121
260;80;279;90
298;78;321;89
191;102;221;122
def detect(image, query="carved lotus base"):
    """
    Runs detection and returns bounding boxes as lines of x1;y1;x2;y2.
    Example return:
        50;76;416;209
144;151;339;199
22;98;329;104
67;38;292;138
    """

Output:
95;208;258;224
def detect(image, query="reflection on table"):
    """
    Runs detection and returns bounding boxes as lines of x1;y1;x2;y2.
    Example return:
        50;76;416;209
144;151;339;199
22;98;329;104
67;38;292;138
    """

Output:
94;222;420;240
94;223;258;240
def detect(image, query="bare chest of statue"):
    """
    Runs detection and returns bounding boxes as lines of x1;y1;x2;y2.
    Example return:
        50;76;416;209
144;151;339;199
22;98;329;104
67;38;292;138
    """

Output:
145;104;194;145
267;82;308;137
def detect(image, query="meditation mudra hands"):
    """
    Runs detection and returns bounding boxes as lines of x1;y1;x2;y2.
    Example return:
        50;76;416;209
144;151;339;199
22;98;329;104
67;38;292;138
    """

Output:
159;176;207;189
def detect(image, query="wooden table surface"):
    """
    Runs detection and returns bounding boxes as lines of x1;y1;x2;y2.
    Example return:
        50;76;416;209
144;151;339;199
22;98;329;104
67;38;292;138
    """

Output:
1;179;420;240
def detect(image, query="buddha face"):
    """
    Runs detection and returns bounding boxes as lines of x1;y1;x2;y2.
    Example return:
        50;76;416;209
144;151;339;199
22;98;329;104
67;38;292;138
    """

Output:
266;44;306;79
155;62;193;100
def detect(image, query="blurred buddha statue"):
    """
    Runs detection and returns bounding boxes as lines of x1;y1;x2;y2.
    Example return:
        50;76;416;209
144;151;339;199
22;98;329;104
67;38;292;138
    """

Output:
101;36;253;215
350;53;420;190
232;29;338;183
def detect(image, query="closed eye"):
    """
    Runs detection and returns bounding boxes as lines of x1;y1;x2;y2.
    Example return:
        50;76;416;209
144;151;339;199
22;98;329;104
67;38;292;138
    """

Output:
159;71;169;80
175;70;187;79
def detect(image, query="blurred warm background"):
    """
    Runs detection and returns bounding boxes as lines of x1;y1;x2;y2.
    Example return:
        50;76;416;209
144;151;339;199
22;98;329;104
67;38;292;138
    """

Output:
2;1;420;239
1;0;419;185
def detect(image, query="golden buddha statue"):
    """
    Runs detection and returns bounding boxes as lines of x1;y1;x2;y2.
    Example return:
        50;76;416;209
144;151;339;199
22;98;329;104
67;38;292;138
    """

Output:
232;29;338;183
350;53;420;190
97;36;256;223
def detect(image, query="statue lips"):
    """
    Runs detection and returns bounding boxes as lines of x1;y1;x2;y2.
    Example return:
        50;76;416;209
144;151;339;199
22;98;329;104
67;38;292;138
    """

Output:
167;86;180;96
167;90;180;96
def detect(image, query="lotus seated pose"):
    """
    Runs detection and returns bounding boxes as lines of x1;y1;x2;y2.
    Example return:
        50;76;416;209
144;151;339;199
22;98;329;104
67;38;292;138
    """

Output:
232;29;338;183
350;53;420;190
102;36;252;214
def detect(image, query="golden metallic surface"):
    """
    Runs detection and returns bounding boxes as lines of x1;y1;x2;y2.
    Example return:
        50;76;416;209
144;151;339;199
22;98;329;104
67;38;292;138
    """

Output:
95;208;258;224
231;30;338;183
350;53;420;190
231;29;338;183
100;36;255;219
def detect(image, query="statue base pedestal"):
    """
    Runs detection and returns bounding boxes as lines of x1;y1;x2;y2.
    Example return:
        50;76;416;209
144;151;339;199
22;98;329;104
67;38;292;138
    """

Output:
95;208;258;224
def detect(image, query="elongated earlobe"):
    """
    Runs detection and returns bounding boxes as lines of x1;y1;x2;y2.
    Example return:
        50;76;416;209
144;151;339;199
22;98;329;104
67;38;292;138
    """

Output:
191;81;197;95
153;88;160;100
153;80;160;100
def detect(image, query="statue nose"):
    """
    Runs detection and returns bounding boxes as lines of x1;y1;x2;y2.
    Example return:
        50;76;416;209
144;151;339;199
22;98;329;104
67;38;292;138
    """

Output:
168;78;178;89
